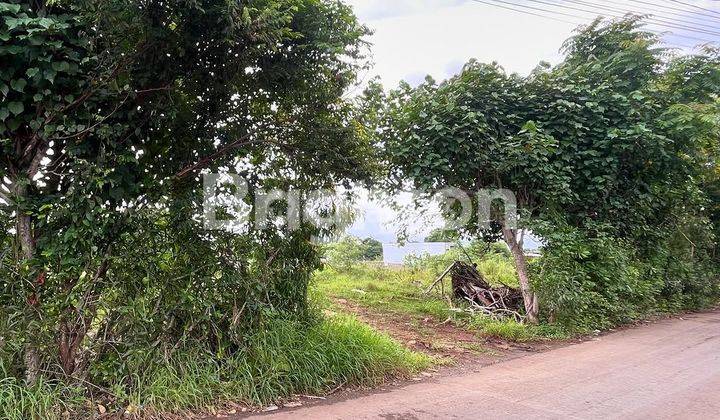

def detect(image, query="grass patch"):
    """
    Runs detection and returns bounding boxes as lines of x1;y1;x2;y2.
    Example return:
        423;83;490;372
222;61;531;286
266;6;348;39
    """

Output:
469;317;570;342
0;315;430;419
313;264;570;343
0;374;84;420
313;265;466;322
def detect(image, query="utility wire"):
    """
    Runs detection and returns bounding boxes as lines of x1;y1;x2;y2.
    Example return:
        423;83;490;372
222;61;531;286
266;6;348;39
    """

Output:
556;0;720;43
665;0;720;17
562;0;720;31
468;0;714;47
527;0;720;37
468;0;583;25
627;0;720;23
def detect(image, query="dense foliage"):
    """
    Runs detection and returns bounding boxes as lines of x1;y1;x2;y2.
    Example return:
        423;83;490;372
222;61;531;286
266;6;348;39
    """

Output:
373;18;720;328
323;235;383;270
0;0;381;406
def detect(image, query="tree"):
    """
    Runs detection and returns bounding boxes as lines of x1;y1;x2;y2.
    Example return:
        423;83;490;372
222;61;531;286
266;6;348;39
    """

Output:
425;228;460;243
361;237;383;260
324;236;368;270
0;0;374;383
376;17;719;324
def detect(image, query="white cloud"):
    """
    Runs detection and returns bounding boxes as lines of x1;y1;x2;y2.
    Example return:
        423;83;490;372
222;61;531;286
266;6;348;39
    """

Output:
353;1;576;88
345;0;466;22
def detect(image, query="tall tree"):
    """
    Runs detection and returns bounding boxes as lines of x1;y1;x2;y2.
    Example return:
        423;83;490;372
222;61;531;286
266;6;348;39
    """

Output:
0;0;375;382
376;17;719;323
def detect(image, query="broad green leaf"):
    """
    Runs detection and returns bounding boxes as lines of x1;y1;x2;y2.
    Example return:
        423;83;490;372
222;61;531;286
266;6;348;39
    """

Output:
0;2;22;13
7;101;23;115
43;68;56;83
51;61;70;72
10;78;26;92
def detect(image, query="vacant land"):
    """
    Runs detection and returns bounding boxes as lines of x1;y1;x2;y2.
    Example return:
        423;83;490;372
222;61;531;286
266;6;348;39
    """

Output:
312;265;566;362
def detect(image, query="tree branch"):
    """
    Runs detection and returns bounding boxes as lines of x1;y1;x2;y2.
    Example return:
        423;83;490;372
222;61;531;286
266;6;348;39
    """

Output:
174;133;262;180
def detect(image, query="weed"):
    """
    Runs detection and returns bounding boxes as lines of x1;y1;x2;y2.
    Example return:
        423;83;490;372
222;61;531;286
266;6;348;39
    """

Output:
0;315;430;419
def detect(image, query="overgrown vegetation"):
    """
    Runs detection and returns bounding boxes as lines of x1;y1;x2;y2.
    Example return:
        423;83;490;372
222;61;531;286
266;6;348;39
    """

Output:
1;0;718;415
371;17;720;328
313;242;567;338
0;314;429;419
0;0;425;416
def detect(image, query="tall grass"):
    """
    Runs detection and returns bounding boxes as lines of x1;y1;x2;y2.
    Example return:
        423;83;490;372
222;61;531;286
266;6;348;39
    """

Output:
0;315;430;418
126;315;429;415
0;372;84;420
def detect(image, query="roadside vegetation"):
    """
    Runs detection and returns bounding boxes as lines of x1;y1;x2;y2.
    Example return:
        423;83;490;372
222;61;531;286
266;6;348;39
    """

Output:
0;0;718;417
369;17;720;327
316;240;568;342
0;314;429;419
0;0;424;418
317;232;718;342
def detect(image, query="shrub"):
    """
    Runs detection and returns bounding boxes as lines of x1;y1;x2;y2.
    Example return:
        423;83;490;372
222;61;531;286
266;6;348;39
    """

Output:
0;315;430;418
324;236;373;271
534;224;720;332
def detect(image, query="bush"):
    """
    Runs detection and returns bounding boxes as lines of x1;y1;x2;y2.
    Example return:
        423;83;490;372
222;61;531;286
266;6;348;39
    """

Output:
324;236;378;271
534;224;720;332
0;315;430;418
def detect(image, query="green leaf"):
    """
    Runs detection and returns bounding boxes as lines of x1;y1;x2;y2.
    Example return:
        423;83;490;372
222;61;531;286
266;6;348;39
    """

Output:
6;118;20;130
10;78;26;92
0;107;8;121
26;67;40;78
37;18;54;29
521;120;538;133
7;101;23;115
51;61;70;72
0;2;22;13
43;68;56;84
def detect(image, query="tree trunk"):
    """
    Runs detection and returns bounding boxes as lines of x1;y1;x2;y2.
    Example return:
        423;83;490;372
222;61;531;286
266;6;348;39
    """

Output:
503;227;539;324
14;183;42;384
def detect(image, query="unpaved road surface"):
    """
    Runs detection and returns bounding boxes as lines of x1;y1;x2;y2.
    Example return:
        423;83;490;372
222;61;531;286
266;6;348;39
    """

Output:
252;311;720;419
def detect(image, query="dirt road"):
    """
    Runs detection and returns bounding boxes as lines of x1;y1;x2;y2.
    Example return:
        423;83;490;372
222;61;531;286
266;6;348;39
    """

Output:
251;311;720;419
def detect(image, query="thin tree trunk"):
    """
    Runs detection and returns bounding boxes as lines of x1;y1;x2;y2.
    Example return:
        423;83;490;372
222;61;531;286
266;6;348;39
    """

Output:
503;227;539;324
14;182;42;384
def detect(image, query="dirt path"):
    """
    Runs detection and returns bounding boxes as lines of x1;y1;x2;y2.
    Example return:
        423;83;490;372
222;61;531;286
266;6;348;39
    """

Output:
329;299;561;364
246;310;720;419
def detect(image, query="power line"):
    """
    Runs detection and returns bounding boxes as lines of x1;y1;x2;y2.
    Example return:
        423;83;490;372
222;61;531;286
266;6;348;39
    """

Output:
527;0;720;37
627;0;720;23
563;0;720;31
468;0;583;25
468;0;715;48
664;0;720;17
472;0;588;22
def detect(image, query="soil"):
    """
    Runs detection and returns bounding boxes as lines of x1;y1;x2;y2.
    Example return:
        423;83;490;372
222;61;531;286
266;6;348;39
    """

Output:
329;298;568;369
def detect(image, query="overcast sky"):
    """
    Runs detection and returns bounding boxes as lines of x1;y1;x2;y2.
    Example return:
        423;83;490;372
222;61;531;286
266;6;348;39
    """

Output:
344;0;720;243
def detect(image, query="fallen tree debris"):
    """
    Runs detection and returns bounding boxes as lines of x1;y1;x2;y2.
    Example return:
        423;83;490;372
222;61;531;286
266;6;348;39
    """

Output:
427;261;525;322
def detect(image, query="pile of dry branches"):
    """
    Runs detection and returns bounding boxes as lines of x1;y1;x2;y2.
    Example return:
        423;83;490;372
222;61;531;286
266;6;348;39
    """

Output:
426;261;524;322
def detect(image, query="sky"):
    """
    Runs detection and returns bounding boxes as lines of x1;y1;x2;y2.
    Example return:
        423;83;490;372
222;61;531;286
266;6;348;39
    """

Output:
343;0;720;243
